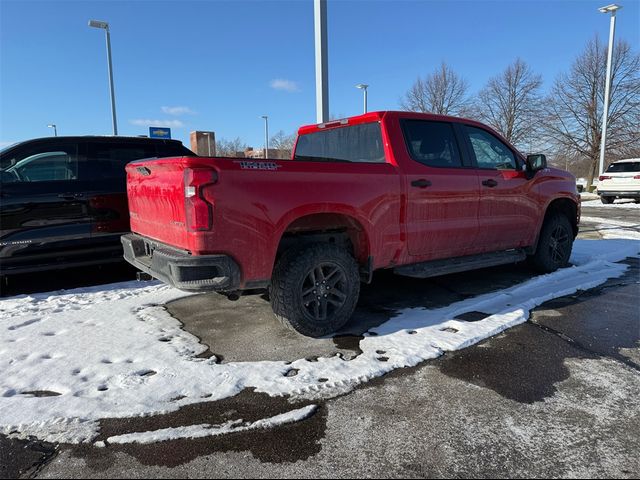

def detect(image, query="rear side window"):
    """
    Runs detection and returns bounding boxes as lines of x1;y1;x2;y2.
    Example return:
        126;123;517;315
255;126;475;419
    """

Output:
294;122;385;163
87;142;156;180
606;161;640;173
157;143;195;158
0;143;79;183
401;120;462;168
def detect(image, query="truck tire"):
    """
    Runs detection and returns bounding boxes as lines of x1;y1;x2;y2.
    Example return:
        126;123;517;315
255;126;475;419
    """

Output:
528;214;574;273
600;196;614;204
270;243;360;337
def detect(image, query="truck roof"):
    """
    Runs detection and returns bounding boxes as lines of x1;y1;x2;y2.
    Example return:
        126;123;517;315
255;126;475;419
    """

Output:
297;110;487;135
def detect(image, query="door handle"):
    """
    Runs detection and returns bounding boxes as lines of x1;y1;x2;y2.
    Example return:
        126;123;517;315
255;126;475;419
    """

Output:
411;179;432;188
482;179;498;188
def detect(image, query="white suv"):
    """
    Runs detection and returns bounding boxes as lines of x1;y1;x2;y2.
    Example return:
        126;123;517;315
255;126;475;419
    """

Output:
597;158;640;204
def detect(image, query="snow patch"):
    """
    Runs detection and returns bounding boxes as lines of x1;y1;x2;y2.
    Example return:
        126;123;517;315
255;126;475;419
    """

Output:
102;404;318;445
582;199;640;208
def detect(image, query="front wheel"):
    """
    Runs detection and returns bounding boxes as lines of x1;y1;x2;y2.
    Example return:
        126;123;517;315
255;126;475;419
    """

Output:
270;243;360;337
528;214;574;273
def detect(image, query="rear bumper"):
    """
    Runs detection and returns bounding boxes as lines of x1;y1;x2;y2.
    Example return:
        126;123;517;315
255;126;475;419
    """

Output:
597;190;640;197
121;233;241;292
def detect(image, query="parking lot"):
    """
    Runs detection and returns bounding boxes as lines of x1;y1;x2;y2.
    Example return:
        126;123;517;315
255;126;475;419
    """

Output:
1;201;639;479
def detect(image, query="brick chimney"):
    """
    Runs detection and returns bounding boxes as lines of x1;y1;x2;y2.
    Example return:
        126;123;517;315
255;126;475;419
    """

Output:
190;131;216;156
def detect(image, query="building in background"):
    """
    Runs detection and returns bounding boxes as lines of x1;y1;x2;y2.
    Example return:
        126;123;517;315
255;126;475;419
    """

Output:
190;131;216;156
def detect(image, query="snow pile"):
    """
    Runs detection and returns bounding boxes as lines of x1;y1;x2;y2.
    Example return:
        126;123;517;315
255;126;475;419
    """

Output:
0;239;638;444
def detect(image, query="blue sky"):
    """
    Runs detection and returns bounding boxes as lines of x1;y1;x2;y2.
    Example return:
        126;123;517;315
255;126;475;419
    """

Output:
1;0;639;149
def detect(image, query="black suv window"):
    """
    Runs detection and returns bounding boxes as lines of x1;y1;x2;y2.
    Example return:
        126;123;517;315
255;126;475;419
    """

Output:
294;122;385;163
87;142;156;180
465;126;517;170
401;120;462;168
157;143;195;158
0;143;79;183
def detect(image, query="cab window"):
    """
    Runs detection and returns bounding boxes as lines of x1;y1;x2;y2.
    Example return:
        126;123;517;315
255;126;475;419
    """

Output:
294;122;386;163
401;120;463;168
465;126;517;170
0;143;79;183
86;142;156;180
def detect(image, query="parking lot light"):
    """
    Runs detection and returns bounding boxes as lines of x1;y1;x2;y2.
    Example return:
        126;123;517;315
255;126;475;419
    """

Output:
47;124;57;136
597;4;622;177
89;19;118;135
356;84;369;114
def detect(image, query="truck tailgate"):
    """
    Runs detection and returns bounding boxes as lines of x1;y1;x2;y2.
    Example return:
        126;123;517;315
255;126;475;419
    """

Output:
126;158;190;248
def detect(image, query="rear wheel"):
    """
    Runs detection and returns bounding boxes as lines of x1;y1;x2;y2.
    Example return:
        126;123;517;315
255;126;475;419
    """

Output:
528;214;574;273
270;243;360;337
600;195;614;204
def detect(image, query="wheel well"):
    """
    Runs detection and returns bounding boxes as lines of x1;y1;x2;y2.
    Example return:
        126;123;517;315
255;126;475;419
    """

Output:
544;198;578;237
276;213;370;265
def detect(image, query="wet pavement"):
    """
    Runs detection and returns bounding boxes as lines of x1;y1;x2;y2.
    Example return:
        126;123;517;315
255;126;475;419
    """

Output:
2;205;639;478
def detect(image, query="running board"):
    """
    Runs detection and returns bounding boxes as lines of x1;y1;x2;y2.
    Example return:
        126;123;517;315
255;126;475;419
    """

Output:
393;249;527;279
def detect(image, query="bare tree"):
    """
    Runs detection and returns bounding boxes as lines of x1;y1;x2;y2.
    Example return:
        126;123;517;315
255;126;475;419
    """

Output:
544;36;640;188
400;62;469;115
269;130;296;159
475;58;543;150
215;137;248;157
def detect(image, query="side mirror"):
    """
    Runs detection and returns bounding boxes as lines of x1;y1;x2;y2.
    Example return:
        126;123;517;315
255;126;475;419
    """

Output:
526;154;547;174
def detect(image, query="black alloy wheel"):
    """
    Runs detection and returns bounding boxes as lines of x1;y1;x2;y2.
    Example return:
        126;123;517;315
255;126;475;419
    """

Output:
270;243;360;337
301;263;349;322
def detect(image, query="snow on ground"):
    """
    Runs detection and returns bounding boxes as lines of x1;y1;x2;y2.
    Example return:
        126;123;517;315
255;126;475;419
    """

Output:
580;217;640;240
582;199;640;208
98;405;318;446
1;239;639;445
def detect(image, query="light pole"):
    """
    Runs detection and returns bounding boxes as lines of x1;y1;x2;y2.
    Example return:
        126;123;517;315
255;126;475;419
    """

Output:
356;84;369;114
314;0;329;123
597;4;622;177
89;19;118;135
261;115;269;159
47;124;57;137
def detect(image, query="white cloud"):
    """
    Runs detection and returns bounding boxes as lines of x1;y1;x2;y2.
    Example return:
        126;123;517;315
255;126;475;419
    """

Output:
129;119;185;128
161;106;196;116
269;79;300;92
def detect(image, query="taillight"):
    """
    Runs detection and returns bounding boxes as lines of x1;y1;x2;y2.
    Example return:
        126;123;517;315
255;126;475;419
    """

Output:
184;168;217;231
599;175;612;181
634;175;640;180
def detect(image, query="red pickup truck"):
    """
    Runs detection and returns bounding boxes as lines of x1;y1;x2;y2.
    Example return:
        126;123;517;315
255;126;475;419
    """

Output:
122;111;579;337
